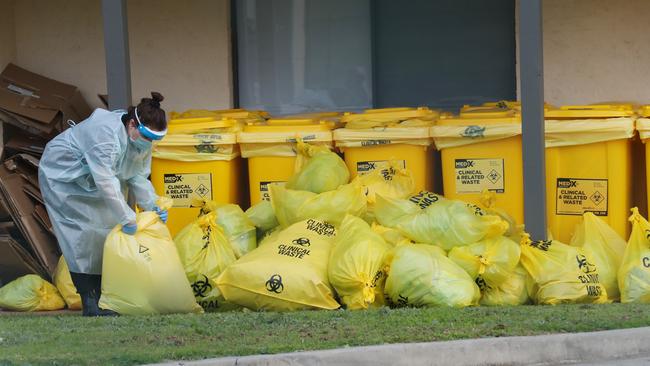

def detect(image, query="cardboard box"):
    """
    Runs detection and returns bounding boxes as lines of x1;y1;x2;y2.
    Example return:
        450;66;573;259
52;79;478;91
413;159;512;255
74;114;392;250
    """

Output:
0;63;92;138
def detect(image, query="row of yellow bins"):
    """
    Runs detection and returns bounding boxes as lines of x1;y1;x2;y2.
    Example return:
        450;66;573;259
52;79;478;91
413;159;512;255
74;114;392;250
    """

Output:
150;104;646;244
431;103;636;243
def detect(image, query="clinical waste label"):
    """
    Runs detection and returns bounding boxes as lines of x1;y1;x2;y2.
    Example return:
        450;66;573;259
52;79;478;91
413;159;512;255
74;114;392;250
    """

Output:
454;158;504;194
357;160;406;175
556;178;608;216
260;181;286;201
163;173;213;207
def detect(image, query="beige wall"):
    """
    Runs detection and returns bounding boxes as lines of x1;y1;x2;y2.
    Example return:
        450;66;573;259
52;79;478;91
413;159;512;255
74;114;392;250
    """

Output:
128;0;233;112
517;0;650;106
14;0;107;108
10;0;232;113
0;0;16;71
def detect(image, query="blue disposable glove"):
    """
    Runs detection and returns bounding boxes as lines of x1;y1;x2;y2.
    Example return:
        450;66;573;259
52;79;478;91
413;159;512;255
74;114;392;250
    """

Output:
154;206;168;224
122;222;137;235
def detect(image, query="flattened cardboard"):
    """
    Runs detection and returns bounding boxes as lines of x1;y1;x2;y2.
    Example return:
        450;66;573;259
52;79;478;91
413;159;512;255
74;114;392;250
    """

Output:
4;154;40;186
5;133;46;156
23;184;44;205
33;205;53;235
0;165;59;275
0;234;48;284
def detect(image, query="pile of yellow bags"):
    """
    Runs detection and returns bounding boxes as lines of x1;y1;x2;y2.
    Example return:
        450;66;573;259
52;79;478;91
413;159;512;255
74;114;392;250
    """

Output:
5;139;646;314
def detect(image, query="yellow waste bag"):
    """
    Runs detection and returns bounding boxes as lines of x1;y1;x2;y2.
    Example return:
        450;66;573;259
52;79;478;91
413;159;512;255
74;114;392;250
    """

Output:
216;219;340;311
270;180;367;228
618;208;650;303
174;212;240;312
571;212;626;301
520;235;609;305
448;236;521;290
213;204;257;258
0;275;65;311
374;191;444;224
375;194;508;250
384;244;480;308
480;191;525;244
371;223;411;247
285;141;349;194
480;265;531;306
328;215;392;309
194;200;257;259
245;200;279;240
53;256;81;310
359;161;415;204
358;161;415;223
99;198;203;315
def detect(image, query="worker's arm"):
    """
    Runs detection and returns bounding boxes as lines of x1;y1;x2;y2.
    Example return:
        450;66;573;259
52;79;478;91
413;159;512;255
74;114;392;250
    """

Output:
126;151;158;211
85;141;136;225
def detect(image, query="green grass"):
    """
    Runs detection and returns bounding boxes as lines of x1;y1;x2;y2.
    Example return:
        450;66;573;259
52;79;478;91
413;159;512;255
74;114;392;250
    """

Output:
1;304;650;366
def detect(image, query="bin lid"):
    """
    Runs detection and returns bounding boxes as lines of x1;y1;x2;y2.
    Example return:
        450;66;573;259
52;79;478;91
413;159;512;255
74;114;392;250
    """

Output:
545;104;634;119
243;118;335;133
481;100;521;109
170;108;268;121
340;107;438;124
437;107;520;125
167;117;237;134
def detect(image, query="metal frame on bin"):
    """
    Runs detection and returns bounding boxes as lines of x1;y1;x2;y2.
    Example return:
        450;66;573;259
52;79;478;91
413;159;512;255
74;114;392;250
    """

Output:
100;0;549;240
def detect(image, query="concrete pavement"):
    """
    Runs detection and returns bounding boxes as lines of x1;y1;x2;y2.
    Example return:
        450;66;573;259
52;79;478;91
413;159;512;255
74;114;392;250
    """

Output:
149;326;650;366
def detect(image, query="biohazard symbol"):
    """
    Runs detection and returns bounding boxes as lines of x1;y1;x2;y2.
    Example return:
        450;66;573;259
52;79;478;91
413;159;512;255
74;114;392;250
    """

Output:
265;274;284;293
195;141;219;154
196;184;210;198
576;254;597;274
292;237;311;247
192;275;212;298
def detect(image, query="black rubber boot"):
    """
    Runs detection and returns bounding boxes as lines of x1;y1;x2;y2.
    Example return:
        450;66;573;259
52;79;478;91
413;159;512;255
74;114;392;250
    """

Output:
90;274;118;317
69;272;118;317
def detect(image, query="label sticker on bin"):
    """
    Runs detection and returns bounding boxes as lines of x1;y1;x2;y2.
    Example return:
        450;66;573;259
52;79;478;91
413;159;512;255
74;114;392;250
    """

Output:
454;158;505;194
556;178;608;216
163;173;213;207
357;160;406;175
260;181;286;201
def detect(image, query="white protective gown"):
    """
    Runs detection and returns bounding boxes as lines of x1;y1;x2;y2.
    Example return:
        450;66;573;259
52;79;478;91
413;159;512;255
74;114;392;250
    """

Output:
38;108;158;274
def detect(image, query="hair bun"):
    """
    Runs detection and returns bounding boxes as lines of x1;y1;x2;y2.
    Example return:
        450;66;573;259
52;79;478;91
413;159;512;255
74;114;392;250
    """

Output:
150;91;164;108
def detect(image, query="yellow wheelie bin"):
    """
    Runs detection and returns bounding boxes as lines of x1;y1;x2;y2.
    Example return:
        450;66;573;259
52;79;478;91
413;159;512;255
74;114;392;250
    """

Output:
151;116;243;236
545;104;635;242
431;107;523;223
334;107;439;192
238;118;335;205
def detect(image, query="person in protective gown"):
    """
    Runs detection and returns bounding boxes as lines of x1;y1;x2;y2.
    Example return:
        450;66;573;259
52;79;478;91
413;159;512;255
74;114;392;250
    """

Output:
39;92;169;316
